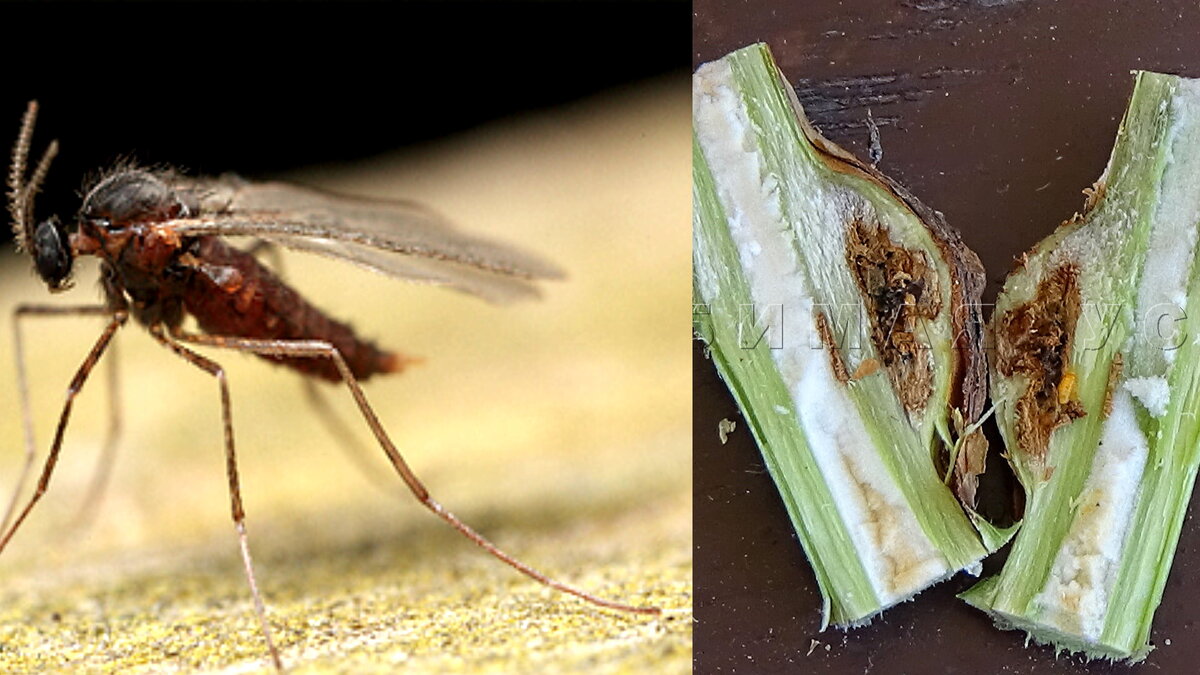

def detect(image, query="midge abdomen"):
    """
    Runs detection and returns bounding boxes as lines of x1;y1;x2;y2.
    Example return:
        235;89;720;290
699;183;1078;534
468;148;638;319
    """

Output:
182;236;401;382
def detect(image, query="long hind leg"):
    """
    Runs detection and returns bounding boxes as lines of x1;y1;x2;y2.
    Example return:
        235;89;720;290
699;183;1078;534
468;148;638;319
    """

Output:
244;243;396;493
172;331;659;615
147;326;284;672
245;242;396;493
68;337;122;530
3;304;116;534
301;379;400;495
245;243;399;495
0;311;125;555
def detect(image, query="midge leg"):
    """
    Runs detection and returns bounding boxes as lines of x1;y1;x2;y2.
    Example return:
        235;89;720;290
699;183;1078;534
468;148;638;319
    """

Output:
245;241;395;492
301;379;398;495
2;304;118;535
247;241;399;493
69;336;122;531
173;331;661;616
147;326;284;672
248;239;399;496
0;310;126;555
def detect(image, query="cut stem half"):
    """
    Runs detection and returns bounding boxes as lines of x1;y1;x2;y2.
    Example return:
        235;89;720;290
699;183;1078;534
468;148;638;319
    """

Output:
961;70;1200;661
693;43;997;627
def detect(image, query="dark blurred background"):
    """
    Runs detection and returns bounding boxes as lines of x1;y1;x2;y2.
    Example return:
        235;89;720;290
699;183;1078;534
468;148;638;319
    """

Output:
1;1;687;246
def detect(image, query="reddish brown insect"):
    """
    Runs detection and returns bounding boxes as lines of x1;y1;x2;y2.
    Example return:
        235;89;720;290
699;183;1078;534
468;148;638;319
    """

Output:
2;101;657;671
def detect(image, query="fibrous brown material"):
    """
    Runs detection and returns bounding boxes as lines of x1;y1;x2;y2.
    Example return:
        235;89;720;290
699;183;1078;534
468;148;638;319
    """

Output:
995;263;1087;469
815;309;851;384
845;218;941;414
1102;353;1124;419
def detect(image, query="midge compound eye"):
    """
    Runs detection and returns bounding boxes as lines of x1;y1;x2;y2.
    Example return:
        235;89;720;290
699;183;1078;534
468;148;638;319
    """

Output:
31;216;73;291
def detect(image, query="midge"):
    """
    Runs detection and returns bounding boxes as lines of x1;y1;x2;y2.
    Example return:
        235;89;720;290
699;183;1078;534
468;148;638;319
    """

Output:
2;101;657;670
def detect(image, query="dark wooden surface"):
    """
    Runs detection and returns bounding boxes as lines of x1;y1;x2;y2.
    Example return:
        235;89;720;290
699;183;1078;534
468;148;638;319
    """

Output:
694;2;1200;673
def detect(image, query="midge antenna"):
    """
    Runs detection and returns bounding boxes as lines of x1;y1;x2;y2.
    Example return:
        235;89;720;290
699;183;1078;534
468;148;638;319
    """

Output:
8;101;73;291
7;100;58;253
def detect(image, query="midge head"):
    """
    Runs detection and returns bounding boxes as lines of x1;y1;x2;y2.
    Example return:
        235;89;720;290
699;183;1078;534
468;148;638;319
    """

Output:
7;102;186;292
7;101;72;292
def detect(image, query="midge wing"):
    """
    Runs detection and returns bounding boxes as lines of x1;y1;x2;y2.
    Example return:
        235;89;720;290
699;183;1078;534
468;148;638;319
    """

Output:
165;176;565;303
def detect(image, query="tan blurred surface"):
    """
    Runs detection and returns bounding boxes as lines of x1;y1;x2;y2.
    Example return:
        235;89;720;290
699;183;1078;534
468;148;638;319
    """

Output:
0;78;690;673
